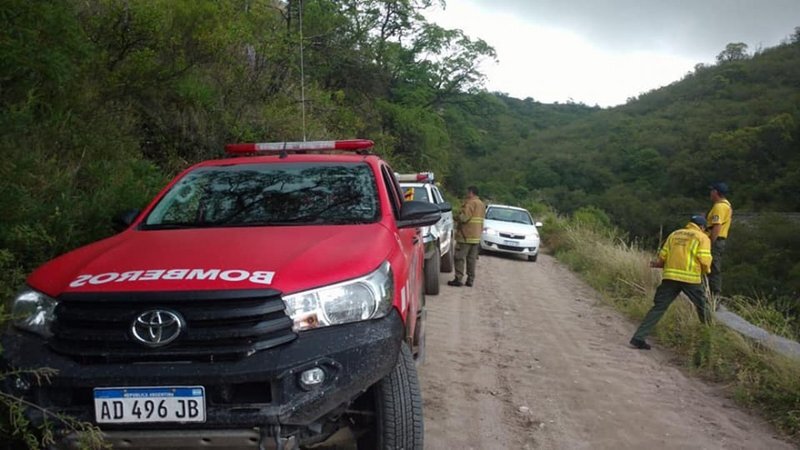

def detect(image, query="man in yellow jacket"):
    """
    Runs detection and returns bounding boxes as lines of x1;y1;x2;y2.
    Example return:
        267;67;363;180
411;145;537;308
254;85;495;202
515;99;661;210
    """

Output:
448;186;485;287
630;215;712;350
706;182;732;299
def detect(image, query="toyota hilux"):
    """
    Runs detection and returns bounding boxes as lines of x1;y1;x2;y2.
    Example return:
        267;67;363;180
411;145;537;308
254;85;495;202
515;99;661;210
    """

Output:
1;139;439;449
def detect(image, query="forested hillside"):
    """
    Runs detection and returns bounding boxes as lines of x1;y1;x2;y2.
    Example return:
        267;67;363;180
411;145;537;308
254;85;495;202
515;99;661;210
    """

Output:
0;0;494;299
444;35;800;309
1;1;798;312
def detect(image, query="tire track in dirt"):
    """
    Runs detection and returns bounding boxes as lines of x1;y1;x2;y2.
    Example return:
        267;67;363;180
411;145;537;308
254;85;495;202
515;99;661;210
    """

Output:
419;253;793;450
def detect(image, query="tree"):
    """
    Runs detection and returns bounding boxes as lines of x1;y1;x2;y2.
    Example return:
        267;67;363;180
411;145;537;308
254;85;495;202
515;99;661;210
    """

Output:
716;42;749;63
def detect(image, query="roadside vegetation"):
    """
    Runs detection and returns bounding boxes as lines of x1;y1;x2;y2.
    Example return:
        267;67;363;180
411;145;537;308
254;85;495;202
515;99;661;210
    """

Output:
541;207;800;438
2;0;799;446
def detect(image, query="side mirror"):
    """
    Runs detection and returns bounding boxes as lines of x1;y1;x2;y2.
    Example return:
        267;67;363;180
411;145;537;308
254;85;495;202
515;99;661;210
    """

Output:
437;201;452;213
397;201;441;229
534;221;543;228
113;209;141;232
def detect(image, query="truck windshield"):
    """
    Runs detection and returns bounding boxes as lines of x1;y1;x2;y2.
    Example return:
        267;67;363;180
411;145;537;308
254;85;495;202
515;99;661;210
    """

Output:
143;163;379;228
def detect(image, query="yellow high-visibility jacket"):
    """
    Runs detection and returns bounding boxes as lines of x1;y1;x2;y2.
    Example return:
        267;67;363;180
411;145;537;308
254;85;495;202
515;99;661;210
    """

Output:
456;196;485;244
706;199;733;239
658;222;712;284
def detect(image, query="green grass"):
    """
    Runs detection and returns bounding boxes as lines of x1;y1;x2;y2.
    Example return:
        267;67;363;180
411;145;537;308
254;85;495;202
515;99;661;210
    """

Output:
543;216;800;439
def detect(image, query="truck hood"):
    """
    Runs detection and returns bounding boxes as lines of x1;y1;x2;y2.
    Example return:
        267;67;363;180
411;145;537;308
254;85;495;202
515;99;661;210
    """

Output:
27;224;393;297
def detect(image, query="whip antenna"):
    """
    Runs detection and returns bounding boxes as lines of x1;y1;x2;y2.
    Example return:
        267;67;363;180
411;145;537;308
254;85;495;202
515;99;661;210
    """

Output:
299;0;307;141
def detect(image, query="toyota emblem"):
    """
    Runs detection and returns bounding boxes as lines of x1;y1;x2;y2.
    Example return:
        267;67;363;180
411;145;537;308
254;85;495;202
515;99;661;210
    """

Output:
131;310;184;347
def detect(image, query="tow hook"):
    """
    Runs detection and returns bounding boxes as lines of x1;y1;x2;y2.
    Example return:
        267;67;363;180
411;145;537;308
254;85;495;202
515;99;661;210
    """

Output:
259;424;297;450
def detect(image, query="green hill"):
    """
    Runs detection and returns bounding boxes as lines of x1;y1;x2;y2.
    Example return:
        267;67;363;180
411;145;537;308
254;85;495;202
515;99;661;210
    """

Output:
446;37;800;310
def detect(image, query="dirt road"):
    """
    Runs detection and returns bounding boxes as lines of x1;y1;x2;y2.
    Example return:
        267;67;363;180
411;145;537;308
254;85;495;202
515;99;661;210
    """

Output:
419;253;792;450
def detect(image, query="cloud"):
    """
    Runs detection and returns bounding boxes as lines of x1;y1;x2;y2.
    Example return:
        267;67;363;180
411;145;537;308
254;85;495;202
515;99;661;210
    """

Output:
425;0;799;106
469;0;800;58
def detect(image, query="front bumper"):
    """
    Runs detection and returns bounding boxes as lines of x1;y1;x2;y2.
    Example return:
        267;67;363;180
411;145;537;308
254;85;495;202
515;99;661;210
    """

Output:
1;310;404;432
480;234;539;256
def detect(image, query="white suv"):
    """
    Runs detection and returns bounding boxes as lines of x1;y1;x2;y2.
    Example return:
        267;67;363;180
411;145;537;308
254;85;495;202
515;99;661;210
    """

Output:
481;204;542;262
398;173;454;294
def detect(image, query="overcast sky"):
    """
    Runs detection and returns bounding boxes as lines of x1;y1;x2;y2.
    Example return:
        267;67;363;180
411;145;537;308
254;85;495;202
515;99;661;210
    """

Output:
425;1;800;107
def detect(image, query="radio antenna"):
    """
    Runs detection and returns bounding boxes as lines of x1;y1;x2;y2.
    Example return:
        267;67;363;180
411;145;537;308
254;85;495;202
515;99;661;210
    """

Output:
298;0;307;141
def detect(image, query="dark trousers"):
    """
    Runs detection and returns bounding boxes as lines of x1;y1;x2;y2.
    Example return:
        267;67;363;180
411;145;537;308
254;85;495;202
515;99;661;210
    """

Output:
632;279;709;341
708;238;726;296
454;242;479;282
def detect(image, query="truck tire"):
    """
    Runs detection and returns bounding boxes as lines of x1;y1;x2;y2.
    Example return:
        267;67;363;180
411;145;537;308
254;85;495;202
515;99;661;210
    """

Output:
440;238;454;273
424;247;440;295
528;254;538;262
360;343;424;450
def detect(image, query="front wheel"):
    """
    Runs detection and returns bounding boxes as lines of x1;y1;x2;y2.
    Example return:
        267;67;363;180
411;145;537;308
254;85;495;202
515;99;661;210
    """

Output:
357;343;424;449
528;253;538;262
424;247;440;295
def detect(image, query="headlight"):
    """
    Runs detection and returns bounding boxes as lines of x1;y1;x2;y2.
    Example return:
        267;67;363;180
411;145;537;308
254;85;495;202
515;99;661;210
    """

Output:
11;289;58;337
283;262;393;331
483;227;498;236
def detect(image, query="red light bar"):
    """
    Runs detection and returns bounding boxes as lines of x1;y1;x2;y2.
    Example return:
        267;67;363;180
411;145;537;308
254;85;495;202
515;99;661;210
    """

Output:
396;172;434;183
225;139;374;155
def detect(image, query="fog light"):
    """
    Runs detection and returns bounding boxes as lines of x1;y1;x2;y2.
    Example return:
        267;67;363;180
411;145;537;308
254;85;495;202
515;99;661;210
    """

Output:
299;368;326;389
14;376;30;392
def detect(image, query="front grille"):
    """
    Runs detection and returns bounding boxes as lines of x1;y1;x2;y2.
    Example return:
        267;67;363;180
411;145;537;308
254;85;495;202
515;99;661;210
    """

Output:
499;233;525;240
50;290;296;363
497;244;526;252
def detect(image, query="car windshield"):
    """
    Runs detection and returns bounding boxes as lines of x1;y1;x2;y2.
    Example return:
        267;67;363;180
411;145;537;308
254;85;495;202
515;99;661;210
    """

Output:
143;163;379;228
401;185;429;202
486;207;533;225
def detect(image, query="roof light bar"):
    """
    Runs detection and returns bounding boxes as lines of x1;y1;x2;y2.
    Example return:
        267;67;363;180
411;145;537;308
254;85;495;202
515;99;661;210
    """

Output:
396;172;434;183
225;139;374;155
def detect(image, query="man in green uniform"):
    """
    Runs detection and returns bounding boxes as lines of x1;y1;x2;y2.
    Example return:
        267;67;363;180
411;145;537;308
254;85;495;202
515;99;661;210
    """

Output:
630;215;712;350
448;186;485;287
706;182;732;299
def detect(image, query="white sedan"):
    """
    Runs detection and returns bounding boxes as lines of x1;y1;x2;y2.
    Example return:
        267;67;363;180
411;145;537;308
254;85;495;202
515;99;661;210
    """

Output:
480;204;542;262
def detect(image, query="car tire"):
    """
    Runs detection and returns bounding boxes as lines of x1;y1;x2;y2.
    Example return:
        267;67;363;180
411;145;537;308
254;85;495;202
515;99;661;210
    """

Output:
440;238;454;273
424;247;440;295
358;343;424;450
528;254;538;262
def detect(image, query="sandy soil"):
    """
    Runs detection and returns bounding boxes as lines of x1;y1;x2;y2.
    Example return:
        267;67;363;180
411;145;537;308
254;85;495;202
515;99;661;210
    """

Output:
419;253;793;450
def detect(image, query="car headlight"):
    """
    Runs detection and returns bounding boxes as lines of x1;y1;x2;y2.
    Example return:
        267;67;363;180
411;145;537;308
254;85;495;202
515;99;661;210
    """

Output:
282;262;393;331
483;227;498;236
11;289;58;337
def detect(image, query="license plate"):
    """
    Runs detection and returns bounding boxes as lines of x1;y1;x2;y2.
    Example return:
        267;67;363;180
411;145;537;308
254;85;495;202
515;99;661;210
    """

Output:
94;386;206;424
503;240;518;246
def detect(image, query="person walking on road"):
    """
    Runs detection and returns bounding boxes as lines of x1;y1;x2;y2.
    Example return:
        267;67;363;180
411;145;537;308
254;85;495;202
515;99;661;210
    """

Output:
630;215;712;350
706;182;733;300
448;186;485;287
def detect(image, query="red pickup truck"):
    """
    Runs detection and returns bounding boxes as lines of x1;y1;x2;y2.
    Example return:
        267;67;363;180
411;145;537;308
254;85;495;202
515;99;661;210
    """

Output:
2;140;439;449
